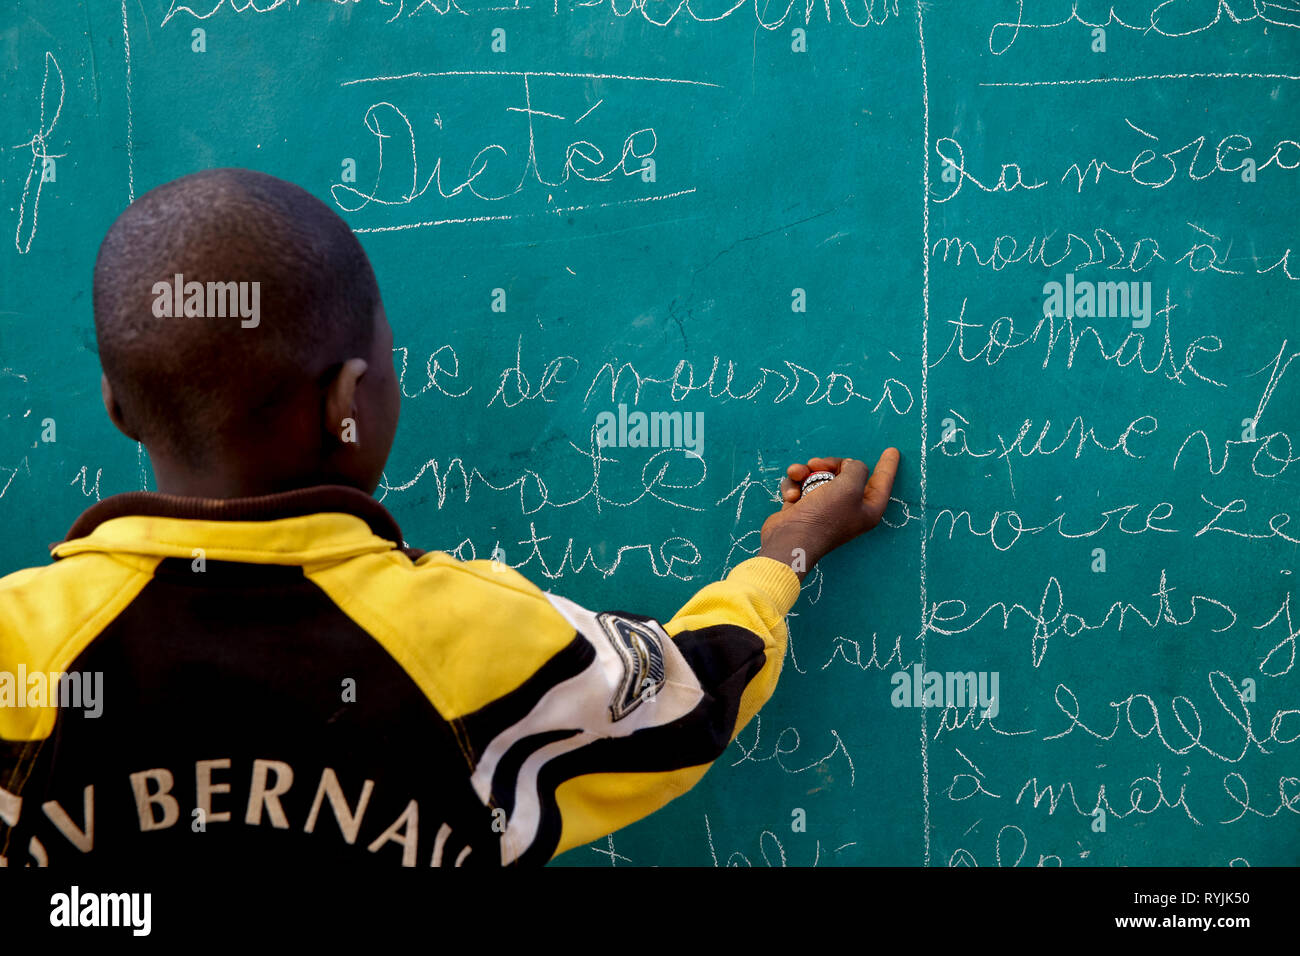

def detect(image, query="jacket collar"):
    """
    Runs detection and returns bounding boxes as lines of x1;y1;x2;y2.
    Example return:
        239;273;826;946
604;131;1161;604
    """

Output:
52;485;410;564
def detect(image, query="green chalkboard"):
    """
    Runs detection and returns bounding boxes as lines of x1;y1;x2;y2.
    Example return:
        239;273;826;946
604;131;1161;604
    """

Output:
2;0;1298;867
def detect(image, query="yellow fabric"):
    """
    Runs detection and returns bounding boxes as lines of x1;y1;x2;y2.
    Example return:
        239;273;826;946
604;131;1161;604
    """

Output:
662;556;797;738
553;764;713;858
50;513;396;565
5;505;803;861
0;551;159;741
27;510;583;725
548;556;799;859
304;550;579;721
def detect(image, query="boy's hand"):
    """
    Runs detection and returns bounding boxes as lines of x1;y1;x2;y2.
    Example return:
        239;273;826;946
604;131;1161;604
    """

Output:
757;449;901;581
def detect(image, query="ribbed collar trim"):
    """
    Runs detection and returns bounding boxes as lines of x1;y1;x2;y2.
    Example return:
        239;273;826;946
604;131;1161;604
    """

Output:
56;484;405;553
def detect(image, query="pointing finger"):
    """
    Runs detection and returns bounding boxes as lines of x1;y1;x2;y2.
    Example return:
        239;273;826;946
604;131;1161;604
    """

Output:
862;447;901;523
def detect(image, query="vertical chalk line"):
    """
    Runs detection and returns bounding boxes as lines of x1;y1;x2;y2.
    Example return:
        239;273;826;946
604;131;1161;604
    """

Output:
121;0;135;203
916;0;931;868
121;0;144;489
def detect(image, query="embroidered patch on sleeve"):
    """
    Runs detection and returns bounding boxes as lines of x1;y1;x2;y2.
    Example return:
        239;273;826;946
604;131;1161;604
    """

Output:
596;612;668;721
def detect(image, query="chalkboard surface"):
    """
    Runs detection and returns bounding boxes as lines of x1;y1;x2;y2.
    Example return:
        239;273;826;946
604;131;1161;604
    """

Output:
2;0;1298;867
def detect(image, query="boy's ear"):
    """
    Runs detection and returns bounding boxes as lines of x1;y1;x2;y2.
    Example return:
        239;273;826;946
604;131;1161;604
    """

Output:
324;358;369;444
100;373;139;441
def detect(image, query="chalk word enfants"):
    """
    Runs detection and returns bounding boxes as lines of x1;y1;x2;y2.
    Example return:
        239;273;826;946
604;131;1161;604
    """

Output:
1042;272;1155;328
595;402;704;457
150;273;260;328
0;666;102;718
890;664;999;718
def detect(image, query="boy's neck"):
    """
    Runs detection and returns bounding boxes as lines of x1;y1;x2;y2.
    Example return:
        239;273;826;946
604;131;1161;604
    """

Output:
150;457;353;500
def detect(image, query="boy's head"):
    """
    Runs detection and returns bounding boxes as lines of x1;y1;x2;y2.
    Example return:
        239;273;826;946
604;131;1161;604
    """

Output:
92;168;399;497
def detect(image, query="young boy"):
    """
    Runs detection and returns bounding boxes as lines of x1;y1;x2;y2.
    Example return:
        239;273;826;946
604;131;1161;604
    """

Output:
0;169;899;868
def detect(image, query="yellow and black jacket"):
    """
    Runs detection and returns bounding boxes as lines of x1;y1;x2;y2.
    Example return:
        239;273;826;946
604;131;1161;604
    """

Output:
0;486;799;867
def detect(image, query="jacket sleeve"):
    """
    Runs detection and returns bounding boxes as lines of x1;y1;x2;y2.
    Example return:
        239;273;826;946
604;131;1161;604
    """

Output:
452;554;801;865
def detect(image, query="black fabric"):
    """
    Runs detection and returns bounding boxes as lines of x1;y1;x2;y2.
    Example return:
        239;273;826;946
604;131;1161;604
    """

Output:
491;730;581;819
457;635;594;764
2;559;499;868
517;624;767;865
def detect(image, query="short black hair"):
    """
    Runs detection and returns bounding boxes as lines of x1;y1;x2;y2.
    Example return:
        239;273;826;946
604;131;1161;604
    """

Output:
93;168;380;466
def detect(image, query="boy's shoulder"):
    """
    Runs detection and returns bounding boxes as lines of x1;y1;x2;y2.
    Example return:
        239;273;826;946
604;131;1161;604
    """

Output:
0;549;155;654
0;487;582;723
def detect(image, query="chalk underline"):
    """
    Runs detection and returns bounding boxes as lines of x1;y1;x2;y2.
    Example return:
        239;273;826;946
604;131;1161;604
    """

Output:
342;69;720;88
352;187;697;233
982;72;1300;87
